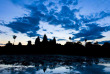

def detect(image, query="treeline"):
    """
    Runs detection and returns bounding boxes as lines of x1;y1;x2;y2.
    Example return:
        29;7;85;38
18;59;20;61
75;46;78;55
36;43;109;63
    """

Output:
0;34;110;57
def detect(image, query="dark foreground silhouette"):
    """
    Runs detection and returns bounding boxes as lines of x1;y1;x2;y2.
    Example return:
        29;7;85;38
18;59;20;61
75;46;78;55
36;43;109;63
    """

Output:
0;34;110;57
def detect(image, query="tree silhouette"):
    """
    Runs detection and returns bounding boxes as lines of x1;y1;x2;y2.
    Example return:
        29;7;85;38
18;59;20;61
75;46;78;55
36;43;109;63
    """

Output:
1;34;110;57
69;37;72;42
85;39;87;46
69;37;71;40
85;39;87;43
13;35;17;45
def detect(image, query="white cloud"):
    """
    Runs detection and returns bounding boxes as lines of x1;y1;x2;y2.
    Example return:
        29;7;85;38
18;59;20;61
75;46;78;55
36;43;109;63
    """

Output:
0;25;33;45
94;31;110;42
96;16;110;27
37;21;79;44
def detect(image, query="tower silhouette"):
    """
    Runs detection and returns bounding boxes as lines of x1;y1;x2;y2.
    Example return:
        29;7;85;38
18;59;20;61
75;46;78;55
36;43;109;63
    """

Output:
35;36;40;45
42;34;48;43
18;42;22;46
27;41;32;46
52;37;56;44
6;41;12;46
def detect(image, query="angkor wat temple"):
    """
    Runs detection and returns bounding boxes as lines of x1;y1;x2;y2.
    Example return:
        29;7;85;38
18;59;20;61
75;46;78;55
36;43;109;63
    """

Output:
0;34;110;57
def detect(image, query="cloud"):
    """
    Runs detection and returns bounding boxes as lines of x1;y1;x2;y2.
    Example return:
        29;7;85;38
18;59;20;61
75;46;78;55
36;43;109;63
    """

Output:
27;2;80;30
0;30;5;34
74;23;110;41
80;11;110;23
5;0;80;37
1;0;110;43
71;11;110;41
57;39;67;41
7;16;40;37
98;41;110;44
0;43;5;45
96;16;110;27
59;0;78;5
47;6;80;30
37;21;77;39
0;25;13;35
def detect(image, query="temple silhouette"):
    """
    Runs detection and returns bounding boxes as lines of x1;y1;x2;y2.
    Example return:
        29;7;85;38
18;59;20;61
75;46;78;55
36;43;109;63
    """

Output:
0;34;110;57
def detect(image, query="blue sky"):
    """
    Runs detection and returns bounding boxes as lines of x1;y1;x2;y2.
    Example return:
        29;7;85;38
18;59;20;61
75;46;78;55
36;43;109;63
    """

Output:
0;0;110;45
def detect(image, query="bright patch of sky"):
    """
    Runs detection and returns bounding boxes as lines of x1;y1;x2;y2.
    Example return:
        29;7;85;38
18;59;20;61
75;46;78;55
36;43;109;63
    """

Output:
0;25;32;45
77;0;110;15
37;21;79;40
0;0;28;23
96;16;110;27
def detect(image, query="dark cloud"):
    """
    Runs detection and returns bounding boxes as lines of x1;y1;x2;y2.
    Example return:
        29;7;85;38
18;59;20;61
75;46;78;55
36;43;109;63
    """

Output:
74;23;110;41
73;11;110;41
5;3;45;37
6;0;80;37
57;39;67;41
59;0;78;5
26;32;41;37
98;41;110;44
43;29;47;31
4;0;110;41
7;16;40;37
50;32;53;34
0;43;5;45
25;0;80;31
48;6;80;30
0;30;6;34
80;11;110;23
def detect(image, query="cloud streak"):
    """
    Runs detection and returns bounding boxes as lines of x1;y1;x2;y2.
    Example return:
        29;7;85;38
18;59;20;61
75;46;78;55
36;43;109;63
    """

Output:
0;43;5;45
74;23;110;41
